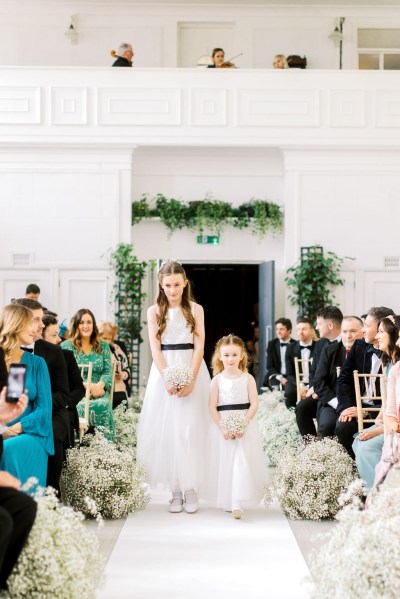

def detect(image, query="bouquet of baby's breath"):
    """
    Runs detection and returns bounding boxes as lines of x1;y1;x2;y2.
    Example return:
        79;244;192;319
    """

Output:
271;437;360;520
163;364;193;390
259;388;285;412
221;412;248;436
114;400;140;455
62;433;150;519
7;485;104;599
257;403;302;467
310;480;399;598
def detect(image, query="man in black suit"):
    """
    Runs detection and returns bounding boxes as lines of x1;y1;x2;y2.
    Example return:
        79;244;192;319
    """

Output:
0;368;37;591
298;315;363;437
13;299;70;494
263;318;295;389
336;306;394;457
284;317;318;409
295;306;343;435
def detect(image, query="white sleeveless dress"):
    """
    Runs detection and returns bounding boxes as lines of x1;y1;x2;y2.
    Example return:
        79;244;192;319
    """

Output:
137;305;211;491
206;372;267;510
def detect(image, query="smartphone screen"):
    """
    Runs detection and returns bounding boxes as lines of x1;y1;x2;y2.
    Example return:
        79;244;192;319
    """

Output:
6;363;27;403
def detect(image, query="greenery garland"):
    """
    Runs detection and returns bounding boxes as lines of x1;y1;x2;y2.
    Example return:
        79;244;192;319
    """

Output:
131;193;283;238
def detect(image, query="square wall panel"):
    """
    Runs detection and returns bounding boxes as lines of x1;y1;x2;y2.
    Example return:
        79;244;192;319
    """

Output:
51;87;87;125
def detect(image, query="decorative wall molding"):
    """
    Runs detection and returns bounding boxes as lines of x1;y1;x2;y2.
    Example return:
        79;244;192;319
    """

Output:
51;87;87;126
237;89;320;127
0;86;40;125
97;87;181;126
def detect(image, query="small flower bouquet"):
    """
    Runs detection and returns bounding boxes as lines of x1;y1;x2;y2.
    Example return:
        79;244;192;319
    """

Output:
163;364;193;390
62;433;150;519
221;412;248;436
7;486;104;599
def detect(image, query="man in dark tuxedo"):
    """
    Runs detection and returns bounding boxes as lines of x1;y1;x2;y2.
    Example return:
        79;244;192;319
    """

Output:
298;315;363;437
263;318;295;389
0;375;37;591
13;299;70;493
336;306;394;457
284;317;318;409
295;306;343;435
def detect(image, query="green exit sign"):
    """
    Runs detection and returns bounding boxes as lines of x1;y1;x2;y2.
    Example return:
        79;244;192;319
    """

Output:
197;235;220;245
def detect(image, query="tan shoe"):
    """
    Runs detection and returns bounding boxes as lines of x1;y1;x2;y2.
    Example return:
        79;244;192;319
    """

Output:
233;509;243;519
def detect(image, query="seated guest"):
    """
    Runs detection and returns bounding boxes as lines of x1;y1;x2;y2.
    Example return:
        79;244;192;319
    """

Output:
61;309;115;441
42;314;85;445
352;314;400;490
272;54;289;69
284;317;318;409
111;43;134;67
336;306;394;457
295;306;343;435
98;321;131;408
0;304;54;488
263;318;294;389
13;299;69;495
25;284;40;302
113;324;128;356
0;386;37;592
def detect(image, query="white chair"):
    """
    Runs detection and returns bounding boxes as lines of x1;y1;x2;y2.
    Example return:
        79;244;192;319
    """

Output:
294;357;313;403
78;363;93;441
353;370;387;435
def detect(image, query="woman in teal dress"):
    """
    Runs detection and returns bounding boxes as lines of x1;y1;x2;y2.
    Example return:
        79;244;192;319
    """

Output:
0;304;54;489
61;308;115;441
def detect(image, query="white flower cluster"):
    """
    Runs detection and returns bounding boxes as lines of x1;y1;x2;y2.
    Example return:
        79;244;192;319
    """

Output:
257;402;302;467
163;364;193;390
113;400;140;456
272;438;360;520
7;487;104;599
310;480;400;598
221;412;248;436
62;433;150;519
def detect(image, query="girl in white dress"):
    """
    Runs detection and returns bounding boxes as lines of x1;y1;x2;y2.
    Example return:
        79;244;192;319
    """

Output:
208;334;267;519
137;260;210;513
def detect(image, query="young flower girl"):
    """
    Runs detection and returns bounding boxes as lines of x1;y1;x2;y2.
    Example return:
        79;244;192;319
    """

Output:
208;334;267;519
137;260;210;513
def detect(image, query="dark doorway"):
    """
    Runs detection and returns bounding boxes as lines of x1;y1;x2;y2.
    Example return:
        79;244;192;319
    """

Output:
183;263;259;374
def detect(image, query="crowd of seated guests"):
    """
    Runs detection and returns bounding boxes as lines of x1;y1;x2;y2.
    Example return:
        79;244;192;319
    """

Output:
265;304;399;492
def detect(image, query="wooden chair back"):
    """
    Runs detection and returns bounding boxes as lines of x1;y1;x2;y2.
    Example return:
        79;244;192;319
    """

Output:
353;370;387;434
110;359;117;407
294;357;313;403
78;363;93;440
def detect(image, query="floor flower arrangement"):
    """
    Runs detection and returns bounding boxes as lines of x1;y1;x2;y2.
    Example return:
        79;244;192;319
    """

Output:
6;485;104;599
62;433;150;519
113;400;140;455
269;437;363;520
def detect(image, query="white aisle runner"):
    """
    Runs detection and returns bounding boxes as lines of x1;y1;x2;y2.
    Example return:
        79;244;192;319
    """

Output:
97;490;311;599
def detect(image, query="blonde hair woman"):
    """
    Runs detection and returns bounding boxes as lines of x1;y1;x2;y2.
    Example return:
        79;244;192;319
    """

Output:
0;304;53;489
272;54;289;69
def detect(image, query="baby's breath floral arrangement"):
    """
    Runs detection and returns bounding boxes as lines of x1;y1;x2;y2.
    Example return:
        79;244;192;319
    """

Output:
7;486;104;599
257;403;302;467
310;480;399;598
271;438;360;520
62;433;150;519
258;388;285;413
163;364;193;390
221;413;248;436
114;400;140;455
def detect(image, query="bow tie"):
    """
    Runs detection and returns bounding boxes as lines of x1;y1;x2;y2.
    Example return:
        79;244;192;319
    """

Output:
280;342;288;347
21;347;33;353
300;345;312;350
367;345;382;358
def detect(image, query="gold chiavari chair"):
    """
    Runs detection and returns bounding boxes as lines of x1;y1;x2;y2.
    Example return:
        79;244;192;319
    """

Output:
294;357;313;403
78;363;93;441
353;370;387;435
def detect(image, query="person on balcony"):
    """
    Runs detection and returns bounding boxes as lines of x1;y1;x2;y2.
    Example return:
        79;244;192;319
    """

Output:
111;43;134;67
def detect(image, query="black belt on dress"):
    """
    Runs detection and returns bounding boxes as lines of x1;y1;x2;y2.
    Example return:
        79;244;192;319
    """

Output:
217;403;250;412
161;343;194;350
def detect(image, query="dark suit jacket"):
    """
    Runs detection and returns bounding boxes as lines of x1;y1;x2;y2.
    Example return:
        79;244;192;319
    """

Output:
62;349;85;436
336;339;380;414
285;340;318;386
112;57;132;67
264;337;295;386
314;341;347;405
34;339;69;412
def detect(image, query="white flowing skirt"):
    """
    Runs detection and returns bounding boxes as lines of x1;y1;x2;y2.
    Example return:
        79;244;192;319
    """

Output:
137;349;210;492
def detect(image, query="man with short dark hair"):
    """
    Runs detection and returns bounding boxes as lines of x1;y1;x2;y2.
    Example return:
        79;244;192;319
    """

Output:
25;283;40;301
263;317;295;389
284;317;318;409
336;306;394;457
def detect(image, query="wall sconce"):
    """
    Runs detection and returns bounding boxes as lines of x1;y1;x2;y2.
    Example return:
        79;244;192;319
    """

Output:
329;17;345;69
65;16;78;45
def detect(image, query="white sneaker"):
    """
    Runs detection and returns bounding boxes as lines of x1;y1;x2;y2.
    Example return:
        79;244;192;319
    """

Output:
169;494;183;513
184;489;199;514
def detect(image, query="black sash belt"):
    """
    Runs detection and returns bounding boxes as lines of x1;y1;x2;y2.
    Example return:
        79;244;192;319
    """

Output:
217;403;250;412
161;343;194;351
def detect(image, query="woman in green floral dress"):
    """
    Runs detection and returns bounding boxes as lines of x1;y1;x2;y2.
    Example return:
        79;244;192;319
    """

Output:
61;309;115;441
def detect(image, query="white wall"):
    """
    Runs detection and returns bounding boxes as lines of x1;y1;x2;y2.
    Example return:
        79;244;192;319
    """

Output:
1;1;400;69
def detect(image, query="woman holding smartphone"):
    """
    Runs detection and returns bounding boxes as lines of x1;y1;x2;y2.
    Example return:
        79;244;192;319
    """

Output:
0;304;54;489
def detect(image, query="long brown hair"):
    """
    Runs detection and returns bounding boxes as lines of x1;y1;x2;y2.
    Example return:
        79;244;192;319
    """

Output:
378;315;400;366
211;334;248;375
0;304;33;367
156;260;195;340
69;308;101;354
